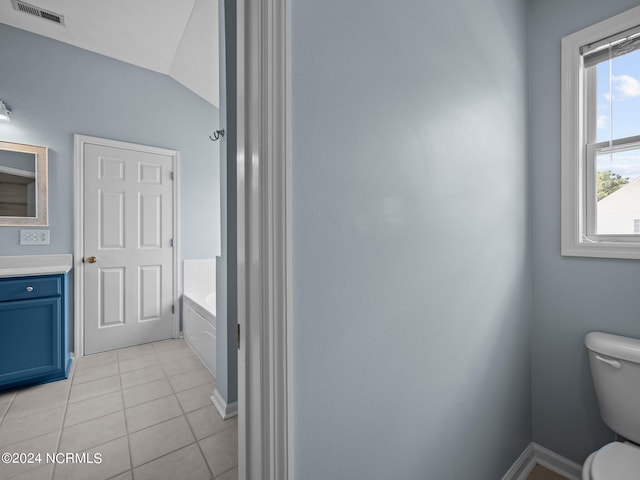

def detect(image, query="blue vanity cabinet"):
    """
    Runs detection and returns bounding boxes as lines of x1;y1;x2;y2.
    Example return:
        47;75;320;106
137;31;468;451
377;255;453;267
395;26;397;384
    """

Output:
0;273;72;391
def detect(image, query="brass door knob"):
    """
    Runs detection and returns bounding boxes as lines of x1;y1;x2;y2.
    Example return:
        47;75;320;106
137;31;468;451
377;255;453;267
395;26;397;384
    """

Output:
87;256;97;264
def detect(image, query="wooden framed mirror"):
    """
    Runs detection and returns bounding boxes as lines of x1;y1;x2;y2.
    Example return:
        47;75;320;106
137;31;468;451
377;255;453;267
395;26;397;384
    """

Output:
0;141;48;226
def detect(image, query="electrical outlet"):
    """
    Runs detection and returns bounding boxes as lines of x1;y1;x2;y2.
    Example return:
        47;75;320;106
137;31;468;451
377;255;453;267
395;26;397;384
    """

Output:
20;229;50;245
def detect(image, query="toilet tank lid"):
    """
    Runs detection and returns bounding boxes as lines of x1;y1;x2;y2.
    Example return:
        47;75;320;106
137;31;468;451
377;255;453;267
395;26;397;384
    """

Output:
585;332;640;364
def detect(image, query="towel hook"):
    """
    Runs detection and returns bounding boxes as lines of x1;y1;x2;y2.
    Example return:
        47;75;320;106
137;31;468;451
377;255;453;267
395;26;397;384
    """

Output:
209;129;225;141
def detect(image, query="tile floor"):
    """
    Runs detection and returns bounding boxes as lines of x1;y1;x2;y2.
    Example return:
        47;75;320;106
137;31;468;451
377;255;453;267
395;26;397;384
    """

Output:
0;339;237;480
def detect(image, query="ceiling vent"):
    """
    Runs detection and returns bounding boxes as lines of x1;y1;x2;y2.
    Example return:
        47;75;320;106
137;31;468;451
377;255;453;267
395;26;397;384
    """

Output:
11;0;65;25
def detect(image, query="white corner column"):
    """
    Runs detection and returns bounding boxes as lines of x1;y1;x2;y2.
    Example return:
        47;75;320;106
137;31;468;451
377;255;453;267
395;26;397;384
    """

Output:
236;0;293;479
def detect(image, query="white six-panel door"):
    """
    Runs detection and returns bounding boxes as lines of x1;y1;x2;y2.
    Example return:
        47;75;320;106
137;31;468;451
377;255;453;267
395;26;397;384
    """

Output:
82;140;176;354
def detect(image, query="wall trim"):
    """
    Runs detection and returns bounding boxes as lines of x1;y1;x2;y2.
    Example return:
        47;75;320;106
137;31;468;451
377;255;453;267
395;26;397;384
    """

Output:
211;387;238;419
503;443;583;480
236;0;293;478
532;443;583;480
501;444;536;480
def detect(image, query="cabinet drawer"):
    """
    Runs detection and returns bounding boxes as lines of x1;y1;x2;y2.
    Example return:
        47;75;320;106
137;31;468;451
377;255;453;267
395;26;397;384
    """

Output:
0;276;62;302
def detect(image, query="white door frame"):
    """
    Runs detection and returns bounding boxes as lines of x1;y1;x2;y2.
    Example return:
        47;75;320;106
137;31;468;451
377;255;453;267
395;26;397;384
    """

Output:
73;134;180;358
236;0;293;479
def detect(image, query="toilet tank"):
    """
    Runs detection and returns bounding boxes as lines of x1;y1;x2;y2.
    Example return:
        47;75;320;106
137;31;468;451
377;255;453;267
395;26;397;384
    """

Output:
585;332;640;444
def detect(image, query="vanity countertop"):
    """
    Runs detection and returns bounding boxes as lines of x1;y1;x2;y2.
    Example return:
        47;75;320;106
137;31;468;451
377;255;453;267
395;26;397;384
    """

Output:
0;254;72;278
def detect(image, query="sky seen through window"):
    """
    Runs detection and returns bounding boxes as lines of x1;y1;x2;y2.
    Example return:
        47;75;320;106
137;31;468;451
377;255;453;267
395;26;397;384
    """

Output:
596;49;640;182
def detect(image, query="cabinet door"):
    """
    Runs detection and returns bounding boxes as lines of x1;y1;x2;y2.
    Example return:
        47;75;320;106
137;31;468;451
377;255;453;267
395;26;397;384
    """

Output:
0;297;62;386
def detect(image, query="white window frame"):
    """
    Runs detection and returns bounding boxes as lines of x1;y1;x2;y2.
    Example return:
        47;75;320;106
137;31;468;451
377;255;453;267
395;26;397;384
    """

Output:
561;4;640;259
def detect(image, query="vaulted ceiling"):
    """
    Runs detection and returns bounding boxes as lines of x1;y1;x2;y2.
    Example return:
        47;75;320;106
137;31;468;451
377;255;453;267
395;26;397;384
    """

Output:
0;0;219;107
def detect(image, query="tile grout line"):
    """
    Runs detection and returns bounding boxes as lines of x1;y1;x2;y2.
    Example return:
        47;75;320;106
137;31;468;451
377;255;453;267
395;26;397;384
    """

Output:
125;343;194;476
54;360;133;480
71;360;120;386
0;385;66;479
215;465;238;479
0;391;18;426
1;340;227;480
50;359;77;480
66;374;121;405
63;372;205;439
123;389;175;411
173;380;216;404
74;345;182;385
116;349;135;480
2;400;70;425
120;370;168;390
196;419;238;443
156;342;217;480
130;440;203;473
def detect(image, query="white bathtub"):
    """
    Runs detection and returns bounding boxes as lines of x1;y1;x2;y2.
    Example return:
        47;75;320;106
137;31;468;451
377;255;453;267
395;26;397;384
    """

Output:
184;291;216;318
183;259;217;377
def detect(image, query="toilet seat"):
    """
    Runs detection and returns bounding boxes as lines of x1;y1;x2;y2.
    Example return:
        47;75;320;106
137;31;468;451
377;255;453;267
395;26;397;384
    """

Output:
589;442;640;480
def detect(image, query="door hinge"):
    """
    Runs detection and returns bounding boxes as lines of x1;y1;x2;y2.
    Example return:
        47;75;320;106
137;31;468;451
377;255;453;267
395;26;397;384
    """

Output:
169;238;174;247
237;323;240;350
169;171;174;180
171;305;175;314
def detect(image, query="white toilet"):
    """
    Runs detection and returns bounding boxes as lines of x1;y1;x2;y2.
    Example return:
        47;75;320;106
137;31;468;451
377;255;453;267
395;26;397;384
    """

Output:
583;332;640;480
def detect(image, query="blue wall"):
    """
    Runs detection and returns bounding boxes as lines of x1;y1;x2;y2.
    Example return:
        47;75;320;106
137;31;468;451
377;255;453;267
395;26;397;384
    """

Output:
215;0;238;406
529;0;640;464
0;24;220;320
291;0;531;478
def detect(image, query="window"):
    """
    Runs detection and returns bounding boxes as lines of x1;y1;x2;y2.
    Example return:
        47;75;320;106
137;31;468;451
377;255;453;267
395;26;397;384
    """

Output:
562;5;640;258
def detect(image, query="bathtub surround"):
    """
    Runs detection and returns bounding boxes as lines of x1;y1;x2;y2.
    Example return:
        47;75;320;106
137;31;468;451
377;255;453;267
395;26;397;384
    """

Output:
184;259;217;298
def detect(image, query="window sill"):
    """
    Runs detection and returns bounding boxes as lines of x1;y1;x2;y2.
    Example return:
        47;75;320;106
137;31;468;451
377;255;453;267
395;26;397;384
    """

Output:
562;239;640;259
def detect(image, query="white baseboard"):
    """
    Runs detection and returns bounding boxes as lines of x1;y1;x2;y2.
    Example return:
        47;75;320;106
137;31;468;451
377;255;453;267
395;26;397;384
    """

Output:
503;442;583;480
211;388;238;420
532;443;582;480
501;443;536;480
